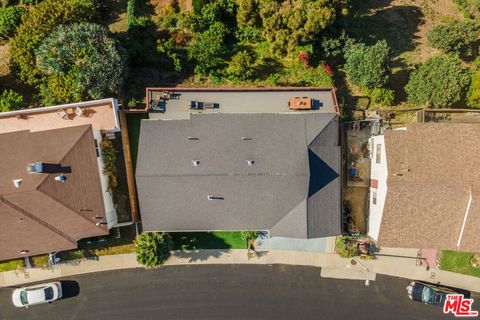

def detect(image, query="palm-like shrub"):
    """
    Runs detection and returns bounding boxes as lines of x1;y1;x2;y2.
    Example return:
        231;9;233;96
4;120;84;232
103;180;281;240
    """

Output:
35;22;127;105
0;89;23;112
134;232;172;268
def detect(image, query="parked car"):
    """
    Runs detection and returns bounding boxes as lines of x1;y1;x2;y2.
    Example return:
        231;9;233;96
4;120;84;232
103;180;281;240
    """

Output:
12;282;62;308
406;281;457;305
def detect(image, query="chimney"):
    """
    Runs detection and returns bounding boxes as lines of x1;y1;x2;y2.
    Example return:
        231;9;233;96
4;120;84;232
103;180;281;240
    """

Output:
26;162;44;173
12;179;22;188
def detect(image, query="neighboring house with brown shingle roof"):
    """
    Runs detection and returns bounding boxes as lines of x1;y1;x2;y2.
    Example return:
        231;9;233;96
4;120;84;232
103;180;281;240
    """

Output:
368;123;480;251
0;114;119;261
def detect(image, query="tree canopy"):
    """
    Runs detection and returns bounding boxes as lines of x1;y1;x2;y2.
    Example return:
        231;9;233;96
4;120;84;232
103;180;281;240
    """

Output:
35;22;127;105
343;40;391;90
427;21;480;57
134;232;172;268
0;89;23;112
405;55;470;108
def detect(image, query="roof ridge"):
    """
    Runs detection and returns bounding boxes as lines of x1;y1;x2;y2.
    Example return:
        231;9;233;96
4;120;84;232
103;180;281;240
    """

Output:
137;172;310;177
1;196;76;244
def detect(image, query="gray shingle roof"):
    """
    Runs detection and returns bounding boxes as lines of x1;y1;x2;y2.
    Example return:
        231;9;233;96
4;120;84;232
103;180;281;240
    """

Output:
136;113;340;238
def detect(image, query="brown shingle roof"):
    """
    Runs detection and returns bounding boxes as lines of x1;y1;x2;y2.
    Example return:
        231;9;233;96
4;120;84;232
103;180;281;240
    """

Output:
378;123;480;251
0;125;108;261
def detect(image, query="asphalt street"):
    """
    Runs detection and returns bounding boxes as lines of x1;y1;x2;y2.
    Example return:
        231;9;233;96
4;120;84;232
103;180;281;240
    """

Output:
0;265;471;320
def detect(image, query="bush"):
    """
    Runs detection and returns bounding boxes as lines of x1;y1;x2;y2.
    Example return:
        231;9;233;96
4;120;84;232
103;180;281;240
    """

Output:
369;87;395;106
405;55;470;108
344;40;391;90
35;22;127;105
101;139;118;189
335;237;358;258
236;0;258;27
0;89;23;112
467;71;480;108
188;22;228;74
427;21;480;57
134;232;172;268
240;231;259;241
9;0;99;85
0;6;24;39
226;50;257;81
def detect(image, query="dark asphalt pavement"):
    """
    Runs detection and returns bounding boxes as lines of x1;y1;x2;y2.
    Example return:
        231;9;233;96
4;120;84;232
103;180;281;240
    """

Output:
0;265;470;320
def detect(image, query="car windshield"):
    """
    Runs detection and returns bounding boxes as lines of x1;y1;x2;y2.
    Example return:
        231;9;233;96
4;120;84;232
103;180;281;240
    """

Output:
44;287;54;300
422;287;432;303
20;291;29;305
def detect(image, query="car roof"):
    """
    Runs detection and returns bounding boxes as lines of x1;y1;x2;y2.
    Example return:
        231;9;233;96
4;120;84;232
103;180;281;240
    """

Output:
26;288;47;304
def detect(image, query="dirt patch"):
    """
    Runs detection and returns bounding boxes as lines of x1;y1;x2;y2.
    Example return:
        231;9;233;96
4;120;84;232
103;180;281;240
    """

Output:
343;186;368;234
104;0;128;34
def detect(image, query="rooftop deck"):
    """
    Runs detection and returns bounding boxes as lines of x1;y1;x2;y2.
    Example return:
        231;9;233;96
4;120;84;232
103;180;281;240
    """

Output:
0;98;120;134
146;87;338;120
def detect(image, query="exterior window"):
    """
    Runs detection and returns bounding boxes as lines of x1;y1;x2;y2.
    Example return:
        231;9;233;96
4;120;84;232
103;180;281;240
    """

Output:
372;189;377;205
376;144;381;164
94;139;100;158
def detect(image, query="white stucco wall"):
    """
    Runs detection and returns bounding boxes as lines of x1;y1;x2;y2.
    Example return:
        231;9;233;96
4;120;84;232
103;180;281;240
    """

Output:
93;129;118;228
368;135;388;240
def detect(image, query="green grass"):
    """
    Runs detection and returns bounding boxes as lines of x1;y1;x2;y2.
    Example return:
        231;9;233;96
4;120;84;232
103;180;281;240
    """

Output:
172;232;246;250
31;255;49;269
0;258;25;272
440;250;480;277
126;113;148;170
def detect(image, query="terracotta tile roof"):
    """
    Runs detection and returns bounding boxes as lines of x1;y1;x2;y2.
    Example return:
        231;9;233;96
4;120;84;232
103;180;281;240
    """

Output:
0;125;108;261
378;123;480;251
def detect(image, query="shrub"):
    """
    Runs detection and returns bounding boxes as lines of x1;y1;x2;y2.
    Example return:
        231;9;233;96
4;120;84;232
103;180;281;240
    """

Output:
405;55;470;107
427;21;480;57
344;40;391;89
9;0;99;85
240;231;259;241
35;22;127;105
192;0;209;15
0;6;24;39
467;71;480;108
226;50;257;81
335;237;358;258
0;89;23;112
188;22;228;74
101;139;117;189
134;232;172;268
369;87;395;106
236;0;258;27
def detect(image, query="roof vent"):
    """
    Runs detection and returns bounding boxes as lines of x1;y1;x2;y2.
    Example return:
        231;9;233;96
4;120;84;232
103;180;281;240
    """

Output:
20;250;29;255
392;173;403;177
55;174;66;183
192;160;200;167
207;195;224;200
241;137;252;141
26;162;44;173
188;137;199;140
12;179;22;188
246;160;255;166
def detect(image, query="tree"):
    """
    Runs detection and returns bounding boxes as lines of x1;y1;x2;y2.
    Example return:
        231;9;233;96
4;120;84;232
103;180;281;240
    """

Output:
369;87;394;106
9;0;99;85
236;0;258;27
0;6;24;39
427;21;480;57
467;71;480;108
188;22;228;74
35;23;127;105
226;50;257;81
405;55;470;108
134;232;172;268
0;89;23;112
344;40;391;90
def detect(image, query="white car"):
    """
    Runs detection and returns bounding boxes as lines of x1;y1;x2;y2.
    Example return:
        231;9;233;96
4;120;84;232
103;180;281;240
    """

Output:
12;282;62;307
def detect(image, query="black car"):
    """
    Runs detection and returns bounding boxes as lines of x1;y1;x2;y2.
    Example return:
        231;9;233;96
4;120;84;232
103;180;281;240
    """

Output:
406;281;459;305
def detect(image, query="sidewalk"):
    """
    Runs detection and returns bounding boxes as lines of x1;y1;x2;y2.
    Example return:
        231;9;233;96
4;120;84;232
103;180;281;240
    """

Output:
1;249;480;293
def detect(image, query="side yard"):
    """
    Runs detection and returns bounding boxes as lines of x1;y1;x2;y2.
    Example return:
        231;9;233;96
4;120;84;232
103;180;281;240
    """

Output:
440;250;480;278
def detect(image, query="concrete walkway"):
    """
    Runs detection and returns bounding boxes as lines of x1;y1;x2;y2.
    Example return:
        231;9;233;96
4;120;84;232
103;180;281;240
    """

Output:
1;249;480;293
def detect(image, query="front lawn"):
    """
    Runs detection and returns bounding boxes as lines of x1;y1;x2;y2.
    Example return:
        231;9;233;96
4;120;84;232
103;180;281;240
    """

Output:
172;232;246;251
440;250;480;277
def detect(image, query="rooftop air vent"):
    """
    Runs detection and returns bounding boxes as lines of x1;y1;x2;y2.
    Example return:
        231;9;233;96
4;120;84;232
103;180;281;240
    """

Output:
55;174;66;183
393;173;403;177
26;162;44;174
241;137;252;141
20;250;29;255
192;160;200;167
188;137;199;140
207;195;224;200
12;179;22;188
246;160;255;166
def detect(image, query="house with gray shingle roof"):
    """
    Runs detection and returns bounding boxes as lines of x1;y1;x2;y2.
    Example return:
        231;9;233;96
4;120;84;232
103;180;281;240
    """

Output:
136;109;341;238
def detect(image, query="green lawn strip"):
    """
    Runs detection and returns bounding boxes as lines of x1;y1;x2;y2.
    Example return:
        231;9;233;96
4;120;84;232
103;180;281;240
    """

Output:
440;250;480;277
0;258;25;272
126;113;148;170
172;232;246;250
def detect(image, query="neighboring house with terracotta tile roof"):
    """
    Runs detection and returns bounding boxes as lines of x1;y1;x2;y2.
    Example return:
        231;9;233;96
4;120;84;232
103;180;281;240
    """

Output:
368;123;480;251
0;100;120;261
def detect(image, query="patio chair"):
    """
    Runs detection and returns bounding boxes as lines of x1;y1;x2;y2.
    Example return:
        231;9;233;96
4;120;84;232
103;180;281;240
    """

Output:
58;110;68;119
75;107;85;117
